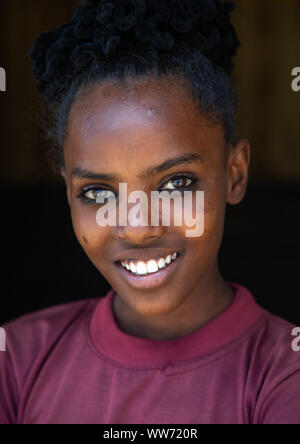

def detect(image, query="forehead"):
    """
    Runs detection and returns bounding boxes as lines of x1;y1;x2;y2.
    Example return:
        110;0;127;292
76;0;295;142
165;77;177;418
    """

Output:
64;77;224;169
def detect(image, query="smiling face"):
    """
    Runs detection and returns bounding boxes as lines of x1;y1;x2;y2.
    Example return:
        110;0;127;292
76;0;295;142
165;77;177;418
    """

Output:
61;75;250;338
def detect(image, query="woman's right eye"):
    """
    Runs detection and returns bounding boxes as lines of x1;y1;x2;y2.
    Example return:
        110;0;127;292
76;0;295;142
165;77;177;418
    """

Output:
81;188;116;203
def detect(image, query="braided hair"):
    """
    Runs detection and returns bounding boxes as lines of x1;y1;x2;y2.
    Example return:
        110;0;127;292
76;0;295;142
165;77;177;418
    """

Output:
29;0;240;169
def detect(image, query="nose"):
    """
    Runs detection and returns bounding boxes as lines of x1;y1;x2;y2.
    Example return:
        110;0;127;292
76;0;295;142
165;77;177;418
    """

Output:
116;224;165;244
114;188;166;244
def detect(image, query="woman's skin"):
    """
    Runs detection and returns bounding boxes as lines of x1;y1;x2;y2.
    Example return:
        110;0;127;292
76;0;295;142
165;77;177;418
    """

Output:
61;75;250;341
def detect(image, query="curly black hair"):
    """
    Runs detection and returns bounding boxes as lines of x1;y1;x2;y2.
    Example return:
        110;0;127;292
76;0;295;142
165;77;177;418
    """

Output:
29;0;240;169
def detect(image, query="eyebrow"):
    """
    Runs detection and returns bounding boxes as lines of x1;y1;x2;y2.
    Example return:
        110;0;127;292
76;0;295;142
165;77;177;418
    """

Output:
71;153;204;181
71;168;116;181
138;153;204;179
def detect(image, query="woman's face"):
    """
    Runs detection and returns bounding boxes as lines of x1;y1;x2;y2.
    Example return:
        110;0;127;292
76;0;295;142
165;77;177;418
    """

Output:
62;76;249;320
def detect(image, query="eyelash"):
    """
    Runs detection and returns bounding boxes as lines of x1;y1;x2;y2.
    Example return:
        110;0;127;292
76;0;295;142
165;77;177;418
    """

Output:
77;174;199;205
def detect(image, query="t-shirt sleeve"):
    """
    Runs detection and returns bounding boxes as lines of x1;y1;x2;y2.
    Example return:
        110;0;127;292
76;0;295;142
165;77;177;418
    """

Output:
0;345;19;424
258;369;300;424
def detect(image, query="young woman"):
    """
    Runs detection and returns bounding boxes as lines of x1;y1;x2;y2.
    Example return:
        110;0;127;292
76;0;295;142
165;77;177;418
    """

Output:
1;0;299;424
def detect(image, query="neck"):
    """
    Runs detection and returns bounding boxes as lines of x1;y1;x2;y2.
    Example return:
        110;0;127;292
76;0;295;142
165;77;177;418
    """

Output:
112;268;234;341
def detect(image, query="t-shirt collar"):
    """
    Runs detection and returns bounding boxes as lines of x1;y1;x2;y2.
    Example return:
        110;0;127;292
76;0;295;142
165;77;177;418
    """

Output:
89;282;263;368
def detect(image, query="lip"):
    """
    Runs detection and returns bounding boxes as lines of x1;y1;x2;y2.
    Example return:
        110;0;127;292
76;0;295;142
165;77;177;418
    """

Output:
114;250;184;290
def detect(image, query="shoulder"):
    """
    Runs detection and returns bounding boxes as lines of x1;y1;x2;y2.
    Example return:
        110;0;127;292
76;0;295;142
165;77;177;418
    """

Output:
253;309;298;362
248;307;300;377
248;309;300;423
0;298;101;424
2;298;99;349
1;298;100;387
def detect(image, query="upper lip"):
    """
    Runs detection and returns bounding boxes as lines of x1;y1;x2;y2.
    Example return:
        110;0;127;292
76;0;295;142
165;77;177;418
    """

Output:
112;249;183;263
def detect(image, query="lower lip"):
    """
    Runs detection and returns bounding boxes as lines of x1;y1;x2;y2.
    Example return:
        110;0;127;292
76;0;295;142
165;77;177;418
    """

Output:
115;252;184;290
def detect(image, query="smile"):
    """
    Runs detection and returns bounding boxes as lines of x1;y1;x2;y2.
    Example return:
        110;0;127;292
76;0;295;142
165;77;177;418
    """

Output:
120;251;180;276
115;250;184;290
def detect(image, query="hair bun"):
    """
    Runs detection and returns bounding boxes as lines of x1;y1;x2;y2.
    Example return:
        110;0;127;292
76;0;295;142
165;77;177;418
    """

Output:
29;0;240;101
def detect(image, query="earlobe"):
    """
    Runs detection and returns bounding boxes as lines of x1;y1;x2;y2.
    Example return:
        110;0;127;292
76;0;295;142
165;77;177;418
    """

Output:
226;139;251;205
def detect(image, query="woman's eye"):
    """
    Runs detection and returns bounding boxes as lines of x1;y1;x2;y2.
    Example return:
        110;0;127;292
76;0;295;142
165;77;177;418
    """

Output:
160;177;193;191
82;188;116;202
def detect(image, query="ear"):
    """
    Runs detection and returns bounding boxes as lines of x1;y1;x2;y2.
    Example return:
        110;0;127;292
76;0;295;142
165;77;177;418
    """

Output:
60;166;71;208
226;139;251;205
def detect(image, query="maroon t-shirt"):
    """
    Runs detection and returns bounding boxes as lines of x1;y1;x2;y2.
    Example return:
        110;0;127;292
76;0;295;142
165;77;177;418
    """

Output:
1;283;300;424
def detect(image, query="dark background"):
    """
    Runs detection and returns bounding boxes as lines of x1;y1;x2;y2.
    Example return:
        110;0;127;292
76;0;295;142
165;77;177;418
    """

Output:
0;0;299;325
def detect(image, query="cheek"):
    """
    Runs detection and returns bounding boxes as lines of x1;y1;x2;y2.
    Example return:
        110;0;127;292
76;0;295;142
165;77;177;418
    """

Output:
70;204;108;252
202;187;227;246
171;183;226;239
175;185;226;256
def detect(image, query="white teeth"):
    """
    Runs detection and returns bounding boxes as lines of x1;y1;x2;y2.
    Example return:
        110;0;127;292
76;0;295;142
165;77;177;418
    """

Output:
136;261;147;275
147;260;158;273
158;258;166;269
120;251;181;275
130;263;137;273
165;255;171;264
